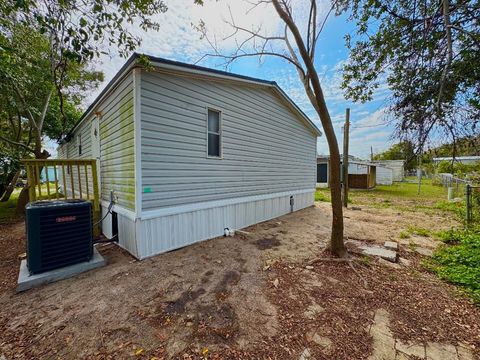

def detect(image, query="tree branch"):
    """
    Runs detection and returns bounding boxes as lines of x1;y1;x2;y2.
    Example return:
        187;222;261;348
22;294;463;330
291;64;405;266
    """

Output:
0;135;35;154
436;0;453;115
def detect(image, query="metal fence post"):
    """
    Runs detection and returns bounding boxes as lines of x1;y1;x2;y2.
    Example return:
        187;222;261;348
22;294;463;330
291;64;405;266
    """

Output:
466;184;472;224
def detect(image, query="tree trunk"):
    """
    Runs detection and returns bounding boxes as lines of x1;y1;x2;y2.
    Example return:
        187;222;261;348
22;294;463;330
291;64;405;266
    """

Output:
1;169;21;202
271;0;347;257
15;149;50;215
0;168;17;199
321;110;347;258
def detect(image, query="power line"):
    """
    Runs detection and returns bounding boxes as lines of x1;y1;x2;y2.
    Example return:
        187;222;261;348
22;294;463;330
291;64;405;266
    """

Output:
350;123;387;129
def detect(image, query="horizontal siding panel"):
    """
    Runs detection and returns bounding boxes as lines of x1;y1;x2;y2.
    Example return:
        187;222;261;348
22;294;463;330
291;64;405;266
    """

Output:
59;73;136;211
141;71;316;211
141;78;311;140
141;153;313;167
142;174;311;186
97;73;135;210
143;75;311;138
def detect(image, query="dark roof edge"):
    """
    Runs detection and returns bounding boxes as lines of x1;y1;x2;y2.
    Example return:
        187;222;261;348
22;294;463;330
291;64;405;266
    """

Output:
146;54;276;86
62;53;321;142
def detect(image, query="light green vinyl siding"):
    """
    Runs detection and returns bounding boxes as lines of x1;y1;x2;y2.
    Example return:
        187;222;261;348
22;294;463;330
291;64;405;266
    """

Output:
57;73;136;211
98;74;135;210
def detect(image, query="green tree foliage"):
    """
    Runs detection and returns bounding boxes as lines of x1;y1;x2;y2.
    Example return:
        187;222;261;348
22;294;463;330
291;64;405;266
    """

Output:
427;135;480;158
0;25;102;158
336;0;480;153
1;0;168;129
1;1;173;210
373;141;416;170
1;0;168;62
436;160;480;177
0;24;102;206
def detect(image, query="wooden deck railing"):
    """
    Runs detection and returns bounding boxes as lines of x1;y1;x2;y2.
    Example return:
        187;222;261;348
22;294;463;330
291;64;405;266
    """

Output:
23;159;101;235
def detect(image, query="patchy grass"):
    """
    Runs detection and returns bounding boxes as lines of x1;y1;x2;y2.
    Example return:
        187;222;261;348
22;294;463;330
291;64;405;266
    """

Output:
352;178;447;204
0;189;21;221
315;179;450;213
314;188;330;202
0;185;60;222
407;225;431;237
426;229;480;303
314;179;480;304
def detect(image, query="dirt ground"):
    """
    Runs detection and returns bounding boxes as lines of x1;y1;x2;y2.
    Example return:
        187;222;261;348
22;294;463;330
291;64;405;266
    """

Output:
0;201;479;359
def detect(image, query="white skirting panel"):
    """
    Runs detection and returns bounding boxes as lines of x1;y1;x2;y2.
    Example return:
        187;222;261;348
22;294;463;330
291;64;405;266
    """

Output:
136;190;314;259
100;204;138;257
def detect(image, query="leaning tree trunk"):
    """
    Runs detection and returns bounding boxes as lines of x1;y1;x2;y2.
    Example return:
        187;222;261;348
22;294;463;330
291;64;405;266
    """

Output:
320;108;347;257
1;169;21;202
15;150;50;215
271;0;347;257
0;168;17;200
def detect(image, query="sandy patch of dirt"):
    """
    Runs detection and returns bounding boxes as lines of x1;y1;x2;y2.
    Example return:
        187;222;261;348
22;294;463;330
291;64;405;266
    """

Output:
0;202;477;360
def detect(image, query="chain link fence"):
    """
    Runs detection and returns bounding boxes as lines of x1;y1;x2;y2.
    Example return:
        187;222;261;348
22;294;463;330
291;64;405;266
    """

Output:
466;185;480;225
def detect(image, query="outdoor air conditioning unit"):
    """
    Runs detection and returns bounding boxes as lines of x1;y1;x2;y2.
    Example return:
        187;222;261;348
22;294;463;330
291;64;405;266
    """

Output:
26;199;93;274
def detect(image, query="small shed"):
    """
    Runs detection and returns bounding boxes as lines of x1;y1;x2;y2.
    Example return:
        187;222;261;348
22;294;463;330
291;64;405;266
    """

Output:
375;165;394;185
371;160;405;181
348;161;376;189
316;156;377;189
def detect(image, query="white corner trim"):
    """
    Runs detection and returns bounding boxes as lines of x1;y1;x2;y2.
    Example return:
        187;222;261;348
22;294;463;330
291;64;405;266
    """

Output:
140;188;314;220
133;68;143;218
100;200;137;220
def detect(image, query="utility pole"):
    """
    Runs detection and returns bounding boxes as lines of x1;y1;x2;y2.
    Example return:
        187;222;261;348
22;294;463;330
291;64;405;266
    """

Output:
370;146;374;161
342;108;350;208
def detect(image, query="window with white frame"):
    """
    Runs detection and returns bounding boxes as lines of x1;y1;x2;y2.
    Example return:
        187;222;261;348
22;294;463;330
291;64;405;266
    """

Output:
207;109;221;157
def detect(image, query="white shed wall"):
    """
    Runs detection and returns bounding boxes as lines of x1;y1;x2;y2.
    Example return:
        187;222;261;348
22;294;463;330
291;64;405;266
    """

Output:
376;166;393;185
371;160;404;181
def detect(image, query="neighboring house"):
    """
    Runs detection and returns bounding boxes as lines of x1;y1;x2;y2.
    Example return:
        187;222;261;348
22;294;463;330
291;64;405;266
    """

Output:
316;155;378;189
316;155;329;187
57;53;321;259
370;160;405;182
433;156;480;166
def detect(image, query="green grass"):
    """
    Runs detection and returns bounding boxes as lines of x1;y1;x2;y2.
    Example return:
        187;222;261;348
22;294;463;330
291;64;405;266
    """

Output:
353;178;447;202
0;188;21;221
314;188;331;202
426;229;480;303
315;179;449;212
0;185;60;221
407;225;431;237
399;231;411;239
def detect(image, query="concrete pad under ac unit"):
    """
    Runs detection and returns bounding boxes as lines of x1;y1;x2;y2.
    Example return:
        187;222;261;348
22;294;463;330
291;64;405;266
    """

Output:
16;247;106;292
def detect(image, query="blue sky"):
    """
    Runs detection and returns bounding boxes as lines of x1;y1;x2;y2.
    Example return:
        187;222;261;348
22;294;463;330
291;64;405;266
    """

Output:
48;0;395;159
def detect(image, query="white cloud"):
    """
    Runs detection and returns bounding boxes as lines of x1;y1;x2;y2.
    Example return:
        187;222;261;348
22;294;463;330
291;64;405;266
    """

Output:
78;0;394;159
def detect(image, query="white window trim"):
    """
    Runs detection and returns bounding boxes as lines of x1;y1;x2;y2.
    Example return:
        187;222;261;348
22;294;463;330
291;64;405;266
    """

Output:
206;107;223;159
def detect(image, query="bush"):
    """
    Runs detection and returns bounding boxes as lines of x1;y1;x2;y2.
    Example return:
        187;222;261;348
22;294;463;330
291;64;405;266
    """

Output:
436;160;480;179
427;229;480;303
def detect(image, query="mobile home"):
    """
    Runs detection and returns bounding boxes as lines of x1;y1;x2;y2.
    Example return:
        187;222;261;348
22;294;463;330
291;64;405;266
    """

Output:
58;53;321;259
